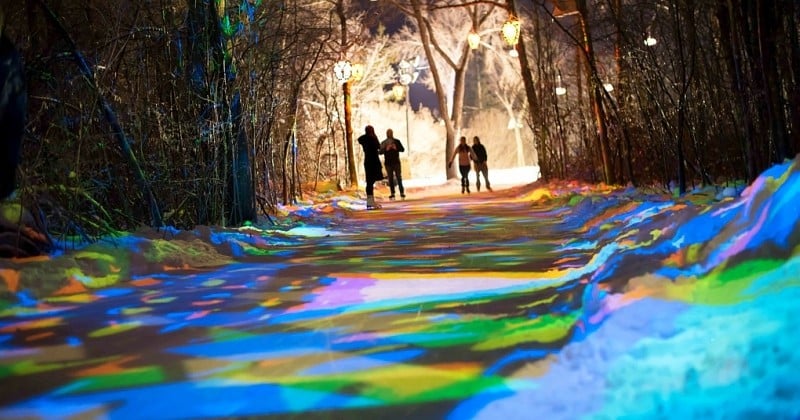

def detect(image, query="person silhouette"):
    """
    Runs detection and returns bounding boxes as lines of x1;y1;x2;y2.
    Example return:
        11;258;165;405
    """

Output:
471;136;491;192
357;125;384;209
448;136;476;194
380;128;406;200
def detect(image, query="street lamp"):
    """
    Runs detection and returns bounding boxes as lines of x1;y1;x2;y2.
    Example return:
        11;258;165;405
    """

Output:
396;57;419;155
502;16;521;45
334;60;358;188
502;15;521;57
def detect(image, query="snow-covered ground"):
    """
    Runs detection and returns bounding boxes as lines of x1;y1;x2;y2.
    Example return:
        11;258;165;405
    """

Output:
0;159;798;419
401;165;541;188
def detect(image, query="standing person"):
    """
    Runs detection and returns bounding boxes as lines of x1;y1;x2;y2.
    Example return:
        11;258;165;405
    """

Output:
380;128;406;200
471;136;491;192
357;125;384;209
448;136;476;194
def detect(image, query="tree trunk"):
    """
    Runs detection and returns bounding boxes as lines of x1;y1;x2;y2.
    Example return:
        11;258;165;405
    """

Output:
187;0;254;225
229;91;255;224
507;0;542;177
717;0;757;181
612;0;635;186
756;0;790;162
409;0;459;180
786;1;800;155
575;0;613;184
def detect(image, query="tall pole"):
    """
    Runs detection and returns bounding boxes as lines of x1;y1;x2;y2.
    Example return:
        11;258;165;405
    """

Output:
343;80;358;188
397;57;419;158
405;90;411;154
335;1;357;188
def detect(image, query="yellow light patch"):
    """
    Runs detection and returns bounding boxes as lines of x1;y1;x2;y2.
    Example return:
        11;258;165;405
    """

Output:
261;297;281;307
44;294;96;303
89;321;142;338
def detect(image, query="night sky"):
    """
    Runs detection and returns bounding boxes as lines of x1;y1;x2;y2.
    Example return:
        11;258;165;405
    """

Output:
357;1;438;114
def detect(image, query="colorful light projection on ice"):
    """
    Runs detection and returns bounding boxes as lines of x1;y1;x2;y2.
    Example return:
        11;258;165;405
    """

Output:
0;159;798;418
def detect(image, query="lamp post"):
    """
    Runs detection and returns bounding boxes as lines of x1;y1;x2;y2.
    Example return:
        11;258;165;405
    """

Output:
467;19;525;165
334;60;358;188
396;57;419;155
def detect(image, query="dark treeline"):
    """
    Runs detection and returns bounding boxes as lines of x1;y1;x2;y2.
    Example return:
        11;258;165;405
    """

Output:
3;0;358;251
1;0;798;256
525;0;800;190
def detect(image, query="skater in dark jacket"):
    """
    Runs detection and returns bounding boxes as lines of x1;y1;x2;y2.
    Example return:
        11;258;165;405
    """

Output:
357;125;384;209
380;128;406;200
471;136;491;191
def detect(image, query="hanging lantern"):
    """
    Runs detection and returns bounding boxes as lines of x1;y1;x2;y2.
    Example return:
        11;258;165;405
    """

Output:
501;16;521;47
333;60;352;83
467;30;481;50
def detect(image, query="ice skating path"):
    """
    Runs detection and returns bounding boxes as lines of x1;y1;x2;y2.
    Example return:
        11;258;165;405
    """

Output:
0;184;645;419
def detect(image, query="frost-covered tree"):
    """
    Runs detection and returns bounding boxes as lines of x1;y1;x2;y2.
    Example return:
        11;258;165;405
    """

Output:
387;0;506;179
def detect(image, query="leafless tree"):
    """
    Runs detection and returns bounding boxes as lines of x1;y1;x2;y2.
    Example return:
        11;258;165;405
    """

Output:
386;0;503;179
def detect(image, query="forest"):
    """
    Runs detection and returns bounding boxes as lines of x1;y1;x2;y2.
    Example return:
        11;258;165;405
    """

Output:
0;0;798;256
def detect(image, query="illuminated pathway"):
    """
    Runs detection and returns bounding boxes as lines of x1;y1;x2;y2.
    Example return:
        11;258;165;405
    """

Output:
1;171;800;419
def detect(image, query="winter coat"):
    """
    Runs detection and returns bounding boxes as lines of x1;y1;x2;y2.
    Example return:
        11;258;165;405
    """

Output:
380;137;405;167
358;133;384;183
472;143;487;163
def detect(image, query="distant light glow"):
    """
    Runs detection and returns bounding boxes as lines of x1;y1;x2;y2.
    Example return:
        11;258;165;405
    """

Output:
502;16;521;46
350;63;364;82
468;31;480;50
644;36;657;46
392;84;405;101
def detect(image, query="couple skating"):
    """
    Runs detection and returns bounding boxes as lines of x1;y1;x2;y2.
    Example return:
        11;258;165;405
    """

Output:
357;125;407;209
448;136;491;194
